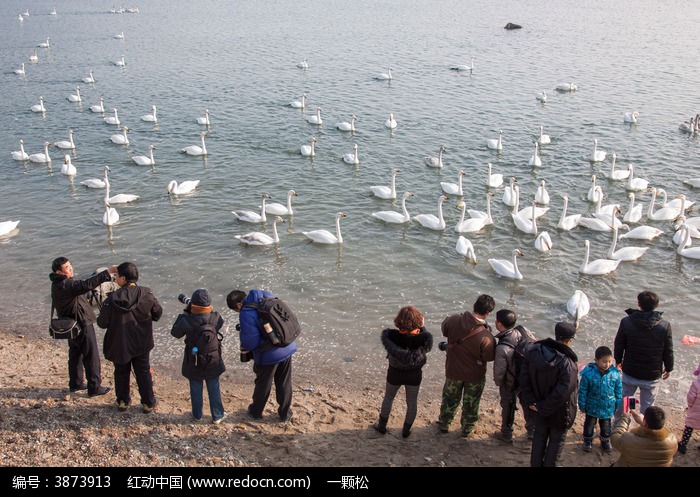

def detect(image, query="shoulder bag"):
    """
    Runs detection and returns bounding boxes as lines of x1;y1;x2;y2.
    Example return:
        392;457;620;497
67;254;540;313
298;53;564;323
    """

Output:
49;302;82;339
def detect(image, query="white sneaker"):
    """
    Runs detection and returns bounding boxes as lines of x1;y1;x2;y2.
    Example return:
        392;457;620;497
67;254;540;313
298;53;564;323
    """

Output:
212;413;227;424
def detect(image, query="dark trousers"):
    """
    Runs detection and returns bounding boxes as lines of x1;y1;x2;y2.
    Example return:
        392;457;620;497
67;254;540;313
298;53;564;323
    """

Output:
113;352;156;406
250;357;292;420
530;414;569;467
68;324;102;394
583;414;612;442
499;385;535;435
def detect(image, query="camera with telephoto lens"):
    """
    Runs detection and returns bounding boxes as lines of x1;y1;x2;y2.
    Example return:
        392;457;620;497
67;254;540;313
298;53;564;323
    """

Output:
438;341;448;351
178;293;191;305
623;396;638;413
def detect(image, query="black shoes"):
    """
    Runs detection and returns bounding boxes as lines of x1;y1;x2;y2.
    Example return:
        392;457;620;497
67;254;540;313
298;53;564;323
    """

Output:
69;383;87;392
88;386;111;397
601;440;613;452
247;405;262;420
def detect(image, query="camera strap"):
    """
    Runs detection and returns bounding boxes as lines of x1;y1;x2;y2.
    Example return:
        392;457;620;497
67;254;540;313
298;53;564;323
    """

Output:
452;324;489;348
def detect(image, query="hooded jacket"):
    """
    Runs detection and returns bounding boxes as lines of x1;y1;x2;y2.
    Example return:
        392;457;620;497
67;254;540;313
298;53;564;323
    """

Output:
614;309;673;380
97;284;163;364
578;362;623;419
611;413;678;466
441;311;496;383
494;325;535;389
519;337;579;429
239;289;297;366
50;269;112;327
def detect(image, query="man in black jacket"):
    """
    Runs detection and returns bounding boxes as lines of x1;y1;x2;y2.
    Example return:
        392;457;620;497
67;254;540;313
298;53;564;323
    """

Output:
50;256;117;396
614;290;673;418
519;321;579;467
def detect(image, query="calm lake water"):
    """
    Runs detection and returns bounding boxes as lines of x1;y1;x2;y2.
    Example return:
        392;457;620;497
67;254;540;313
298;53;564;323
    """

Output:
2;0;699;404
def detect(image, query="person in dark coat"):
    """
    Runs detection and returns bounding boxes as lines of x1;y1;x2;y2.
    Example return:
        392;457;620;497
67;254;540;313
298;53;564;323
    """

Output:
519;321;579;467
373;305;433;438
171;288;226;423
97;262;162;413
227;289;297;422
50;256;117;396
614;290;673;418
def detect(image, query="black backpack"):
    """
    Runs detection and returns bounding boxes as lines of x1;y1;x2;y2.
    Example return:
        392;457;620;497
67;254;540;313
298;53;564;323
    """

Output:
186;315;223;368
501;325;535;387
245;297;301;347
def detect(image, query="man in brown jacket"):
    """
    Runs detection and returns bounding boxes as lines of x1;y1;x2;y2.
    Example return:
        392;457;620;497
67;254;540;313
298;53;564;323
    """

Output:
611;405;677;466
437;294;496;437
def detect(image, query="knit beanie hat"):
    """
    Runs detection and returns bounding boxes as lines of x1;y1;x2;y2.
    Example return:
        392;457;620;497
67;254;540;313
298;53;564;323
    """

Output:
191;288;211;307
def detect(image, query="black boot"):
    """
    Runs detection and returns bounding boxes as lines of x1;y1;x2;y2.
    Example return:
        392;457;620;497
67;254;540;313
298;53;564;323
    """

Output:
402;422;412;438
373;416;388;434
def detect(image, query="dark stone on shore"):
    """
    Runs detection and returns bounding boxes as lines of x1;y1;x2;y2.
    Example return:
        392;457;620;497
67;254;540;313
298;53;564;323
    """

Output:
504;23;522;30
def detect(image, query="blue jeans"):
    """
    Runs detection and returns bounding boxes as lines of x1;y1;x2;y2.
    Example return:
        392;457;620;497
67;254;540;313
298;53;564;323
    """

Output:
189;376;225;421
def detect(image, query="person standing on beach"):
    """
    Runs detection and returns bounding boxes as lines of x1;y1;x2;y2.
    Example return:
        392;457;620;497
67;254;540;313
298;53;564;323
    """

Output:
373;305;433;438
97;262;162;413
614;290;673;418
437;294;496;437
492;308;536;442
227;289;297;422
50;256;117;396
519;321;578;467
677;362;700;454
171;289;227;424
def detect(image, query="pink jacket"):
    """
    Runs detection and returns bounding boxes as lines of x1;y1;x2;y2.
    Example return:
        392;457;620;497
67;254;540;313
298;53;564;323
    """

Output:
685;378;700;429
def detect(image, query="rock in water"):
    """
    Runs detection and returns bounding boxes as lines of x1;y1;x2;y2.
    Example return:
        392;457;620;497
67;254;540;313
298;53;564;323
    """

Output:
504;22;522;30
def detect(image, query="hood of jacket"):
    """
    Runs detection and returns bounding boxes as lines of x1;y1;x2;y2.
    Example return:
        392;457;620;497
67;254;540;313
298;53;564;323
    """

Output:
533;337;578;367
624;309;664;329
49;272;65;283
111;285;145;311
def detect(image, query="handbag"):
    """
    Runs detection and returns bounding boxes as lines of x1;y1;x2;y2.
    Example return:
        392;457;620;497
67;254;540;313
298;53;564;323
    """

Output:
49;303;82;339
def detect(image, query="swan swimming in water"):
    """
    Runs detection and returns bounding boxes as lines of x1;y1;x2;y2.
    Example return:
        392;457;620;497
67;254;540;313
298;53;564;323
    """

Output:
450;57;474;73
54;130;76;150
83;69;96;84
28;142;51;163
375;66;392;81
536;90;547;103
113;55;126;67
236;216;284;246
579;239;620;275
619;224;663;241
676;224;700;259
502;177;517;207
167;179;200;195
14;63;25;76
196;109;210;125
556;82;577;92
110;127;129;145
11;139;29;161
622;193;643;224
623;111;639;124
413;194;448;231
303;212;346;244
102;201;119;226
590;139;606;162
181;132;208;156
372;191;413;224
371;168;399;199
487;163;503;188
656;188;694;211
67;85;81;103
512;185;548;219
29;49;38;63
608;152;631;181
343;143;359;165
104;166;139;203
290;95;306;110
647;188;682;221
38;37;51;48
512;201;539;235
456;236;477;264
454;196;492;233
385;113;397;129
104;108;120;125
441;169;465;196
534;231;553;252
586;175;603;203
132;145;156;166
336;114;356;132
0;220;20;237
488;248;523;280
535;180;550;205
557;194;582;231
425;145;446;168
607;225;648;262
140;105;157;123
31;96;45;113
296;58;309;69
537;125;551;145
80;166;107;189
487;130;503;151
300;137;316;157
61;155;76;176
90;98;105;113
625;165;648;192
265;190;298;216
528;142;542;167
567;290;590;329
231;193;269;223
306;107;323;125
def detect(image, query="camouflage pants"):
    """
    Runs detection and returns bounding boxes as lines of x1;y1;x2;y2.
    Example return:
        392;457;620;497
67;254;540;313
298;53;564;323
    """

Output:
438;377;486;435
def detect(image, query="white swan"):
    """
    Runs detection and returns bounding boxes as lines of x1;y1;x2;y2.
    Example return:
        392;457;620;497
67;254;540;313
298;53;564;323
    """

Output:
140;104;157;123
343;143;359;165
231;193;269;223
622;193;643;224
503;177;517;207
83;69;96;84
534;231;553;252
556;82;577;92
608;225;648;262
114;32;125;40
647;188;681;221
38;37;50;48
535;180;550;205
196;109;210;125
455;198;492;233
336;114;357;132
567;290;590;329
675;224;700;259
306;107;323;125
528;142;542;167
558;194;582;231
28;142;51;163
590;139;606;162
609;152;631;180
61;155;76;176
512;185;548;219
593;189;621;219
537;125;551;145
578;215;614;232
296;58;309;69
425;145;446;168
487;163;504;188
113;55;126;67
167;179;200;195
413;194;448;231
90;97;105;113
372;192;413;224
14;63;25;75
31;96;45;113
290;95;306;110
623;111;639;124
467;192;494;223
441;169;465;196
625;165;648;192
450;57;474;73
28;49;38;63
236;216;284;246
512;201;539;235
456;236;477;264
580;239;620;275
684;178;700;188
104;108;120;125
80;166;107;189
487;130;503;151
266;190;297;216
110;127;129;145
181;132;208;156
587;175;602;203
132;145;156;166
67;85;81;103
536;90;547;103
54;130;75;150
300;137;317;157
679;116;696;134
0;220;20;237
385;113;397;129
619;225;663;241
303;212;346;244
488;248;523;280
657;189;694;211
11;139;29;161
375;66;392;81
371;168;399;199
104;166;139;203
102;201;119;226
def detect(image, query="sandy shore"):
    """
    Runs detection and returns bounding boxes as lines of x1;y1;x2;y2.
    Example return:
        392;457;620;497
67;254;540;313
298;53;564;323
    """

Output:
1;328;697;469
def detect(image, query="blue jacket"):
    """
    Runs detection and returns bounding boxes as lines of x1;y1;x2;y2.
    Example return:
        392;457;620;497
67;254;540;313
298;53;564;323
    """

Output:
578;362;623;419
239;289;297;366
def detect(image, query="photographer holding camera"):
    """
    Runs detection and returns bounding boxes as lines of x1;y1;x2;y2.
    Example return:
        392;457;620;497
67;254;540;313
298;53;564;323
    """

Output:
610;404;678;466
